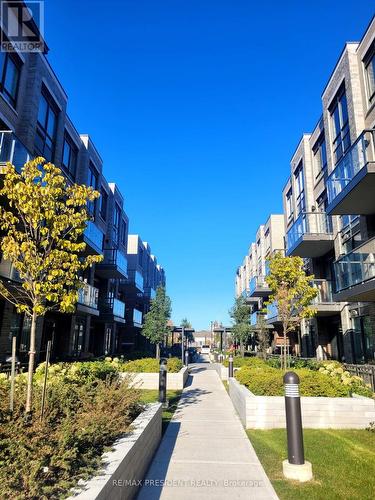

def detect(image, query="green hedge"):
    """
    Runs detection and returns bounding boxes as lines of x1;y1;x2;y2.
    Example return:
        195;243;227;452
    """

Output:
223;356;266;368
235;365;371;397
119;357;183;373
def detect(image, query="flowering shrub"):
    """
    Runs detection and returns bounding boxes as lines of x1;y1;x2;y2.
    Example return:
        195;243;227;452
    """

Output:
318;362;373;398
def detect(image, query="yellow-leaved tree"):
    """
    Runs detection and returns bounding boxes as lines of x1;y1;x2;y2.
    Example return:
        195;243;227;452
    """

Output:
0;157;103;413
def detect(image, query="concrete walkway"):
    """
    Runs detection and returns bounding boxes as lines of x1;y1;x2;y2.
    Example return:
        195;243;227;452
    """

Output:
137;362;278;500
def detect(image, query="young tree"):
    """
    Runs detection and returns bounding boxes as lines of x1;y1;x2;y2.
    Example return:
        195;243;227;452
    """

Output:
255;312;270;361
0;158;103;413
229;295;252;357
141;286;171;359
265;253;318;370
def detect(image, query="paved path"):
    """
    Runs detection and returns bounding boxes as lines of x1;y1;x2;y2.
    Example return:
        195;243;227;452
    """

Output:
137;362;278;500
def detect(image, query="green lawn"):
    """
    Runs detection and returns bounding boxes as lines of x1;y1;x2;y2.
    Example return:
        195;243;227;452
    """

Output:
140;390;182;433
247;429;375;500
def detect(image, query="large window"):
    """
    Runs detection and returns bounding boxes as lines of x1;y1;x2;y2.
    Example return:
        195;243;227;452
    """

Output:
62;134;77;179
313;134;327;178
99;187;108;220
364;42;375;104
286;188;293;221
294;162;305;215
0;51;21;107
113;203;121;244
330;86;350;164
35;90;58;161
120;219;127;245
87;163;98;215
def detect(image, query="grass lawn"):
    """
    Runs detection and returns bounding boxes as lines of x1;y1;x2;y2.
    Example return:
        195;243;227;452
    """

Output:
140;390;182;433
247;429;375;500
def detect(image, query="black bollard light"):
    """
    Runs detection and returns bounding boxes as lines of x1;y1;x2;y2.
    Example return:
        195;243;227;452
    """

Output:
185;349;189;367
159;358;167;406
282;371;313;482
228;354;234;378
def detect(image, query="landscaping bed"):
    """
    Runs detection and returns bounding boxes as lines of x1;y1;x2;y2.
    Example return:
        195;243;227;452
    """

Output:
0;360;145;499
247;428;375;500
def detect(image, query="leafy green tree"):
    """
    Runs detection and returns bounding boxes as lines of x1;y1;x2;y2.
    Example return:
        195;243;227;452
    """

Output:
255;311;270;361
229;295;252;357
180;318;193;343
0;158;102;413
265;253;318;370
141;286;171;359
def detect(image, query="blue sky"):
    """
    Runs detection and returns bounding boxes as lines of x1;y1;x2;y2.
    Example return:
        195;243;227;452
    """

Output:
44;1;374;330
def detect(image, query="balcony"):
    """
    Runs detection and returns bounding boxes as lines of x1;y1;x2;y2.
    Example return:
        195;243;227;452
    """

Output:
133;309;143;327
122;269;144;293
241;289;259;305
249;275;271;297
250;311;267;327
0;131;31;173
95;248;128;279
99;296;126;323
333;237;375;302
286;212;333;258
144;287;156;300
327;129;375;215
77;283;99;315
311;279;342;315
266;301;280;325
83;221;104;255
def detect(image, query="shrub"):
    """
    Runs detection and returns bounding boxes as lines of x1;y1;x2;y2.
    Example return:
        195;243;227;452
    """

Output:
0;377;142;499
34;360;118;386
119;357;183;373
318;363;374;398
223;356;267;368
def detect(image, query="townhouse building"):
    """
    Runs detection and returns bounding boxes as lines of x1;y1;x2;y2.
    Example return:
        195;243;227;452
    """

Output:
235;214;285;351
0;2;166;363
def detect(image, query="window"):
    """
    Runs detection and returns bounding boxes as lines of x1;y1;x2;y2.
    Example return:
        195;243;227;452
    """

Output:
87;163;98;215
113;203;121;244
313;134;327;178
364;42;375;104
286;188;293;220
120;219;127;245
138;246;144;267
35;90;58;161
0;50;21;107
99;188;108;220
294;162;305;215
330;85;350;163
62;134;77;178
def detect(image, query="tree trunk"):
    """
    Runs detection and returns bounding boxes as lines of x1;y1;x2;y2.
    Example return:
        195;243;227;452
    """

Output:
156;342;160;360
25;312;37;414
240;341;244;358
283;323;288;371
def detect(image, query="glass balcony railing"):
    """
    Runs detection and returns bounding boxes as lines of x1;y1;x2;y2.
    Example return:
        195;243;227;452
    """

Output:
250;311;266;326
0;131;31;171
77;283;99;309
135;271;144;291
249;275;269;295
333;238;375;293
100;296;125;318
133;309;143;325
286;212;333;252
102;248;128;276
327;129;375;204
84;221;104;253
267;301;278;320
311;279;334;303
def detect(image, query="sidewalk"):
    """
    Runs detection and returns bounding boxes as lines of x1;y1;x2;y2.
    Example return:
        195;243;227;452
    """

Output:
137;363;278;499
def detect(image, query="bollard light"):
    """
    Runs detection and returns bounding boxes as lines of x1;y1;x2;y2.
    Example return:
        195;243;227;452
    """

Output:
159;358;168;407
228;355;234;378
282;371;313;482
184;349;189;367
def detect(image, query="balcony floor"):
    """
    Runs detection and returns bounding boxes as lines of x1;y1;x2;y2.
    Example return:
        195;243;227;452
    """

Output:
327;163;375;215
95;264;127;280
288;234;334;258
315;303;343;316
77;303;100;316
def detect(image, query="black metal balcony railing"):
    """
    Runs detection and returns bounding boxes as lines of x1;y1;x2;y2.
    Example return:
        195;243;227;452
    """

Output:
0;130;31;171
99;296;126;318
334;238;375;293
286;212;333;252
77;283;99;309
327;129;375;204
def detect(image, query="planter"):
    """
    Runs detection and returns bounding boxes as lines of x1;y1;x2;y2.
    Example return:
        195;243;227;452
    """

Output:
119;366;188;390
229;378;375;429
213;363;239;381
69;403;162;500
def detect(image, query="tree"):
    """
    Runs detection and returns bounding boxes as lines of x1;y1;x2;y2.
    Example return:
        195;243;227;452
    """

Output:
141;286;171;359
0;158;103;413
229;295;252;357
255;312;270;361
180;318;193;343
265;253;318;370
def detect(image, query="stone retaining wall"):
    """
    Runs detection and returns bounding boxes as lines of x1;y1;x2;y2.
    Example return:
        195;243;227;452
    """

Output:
229;378;375;429
120;367;188;390
69;403;162;500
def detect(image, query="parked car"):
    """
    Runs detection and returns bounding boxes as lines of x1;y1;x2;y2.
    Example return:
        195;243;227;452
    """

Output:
201;345;211;354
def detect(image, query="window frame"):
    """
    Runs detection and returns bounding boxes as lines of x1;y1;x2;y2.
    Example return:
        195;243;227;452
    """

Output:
363;41;375;105
62;132;78;179
99;187;108;221
35;88;59;162
329;84;350;164
313;133;327;180
87;162;99;216
0;48;21;108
